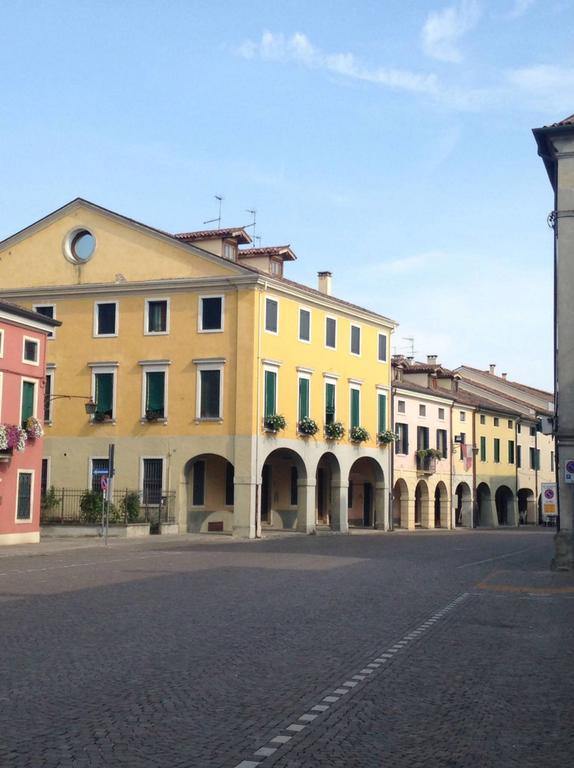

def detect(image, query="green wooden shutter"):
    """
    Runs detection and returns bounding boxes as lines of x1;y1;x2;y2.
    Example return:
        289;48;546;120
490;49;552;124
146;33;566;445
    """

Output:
146;372;165;414
378;393;387;433
17;472;32;520
351;388;360;428
494;438;500;463
200;370;221;418
298;378;309;420
480;436;486;462
325;382;335;424
95;373;113;416
264;370;276;417
21;381;35;423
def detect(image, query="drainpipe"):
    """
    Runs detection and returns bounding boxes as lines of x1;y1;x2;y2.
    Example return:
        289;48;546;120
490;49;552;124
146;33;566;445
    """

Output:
254;282;266;538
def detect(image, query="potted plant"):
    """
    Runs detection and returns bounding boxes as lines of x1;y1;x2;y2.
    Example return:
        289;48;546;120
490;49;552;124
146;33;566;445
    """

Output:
145;409;164;422
377;430;398;445
298;416;319;436
93;411;111;423
3;425;27;452
324;421;345;440
350;425;370;443
264;414;286;432
25;416;43;439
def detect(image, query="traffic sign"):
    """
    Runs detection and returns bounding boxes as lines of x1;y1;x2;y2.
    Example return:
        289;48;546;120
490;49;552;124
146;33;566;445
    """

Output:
565;460;574;484
100;475;109;492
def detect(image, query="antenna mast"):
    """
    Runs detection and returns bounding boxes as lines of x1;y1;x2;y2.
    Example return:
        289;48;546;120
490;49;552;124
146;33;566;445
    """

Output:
203;195;224;228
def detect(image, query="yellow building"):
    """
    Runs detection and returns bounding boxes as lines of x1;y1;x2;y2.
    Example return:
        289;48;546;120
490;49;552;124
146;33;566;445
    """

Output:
0;199;396;537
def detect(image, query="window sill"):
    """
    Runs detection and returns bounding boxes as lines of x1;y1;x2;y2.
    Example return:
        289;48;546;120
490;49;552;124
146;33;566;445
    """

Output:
195;417;223;423
140;418;168;425
91;419;116;425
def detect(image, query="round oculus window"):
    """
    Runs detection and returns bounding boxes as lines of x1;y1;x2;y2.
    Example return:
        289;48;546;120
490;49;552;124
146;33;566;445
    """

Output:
64;228;96;264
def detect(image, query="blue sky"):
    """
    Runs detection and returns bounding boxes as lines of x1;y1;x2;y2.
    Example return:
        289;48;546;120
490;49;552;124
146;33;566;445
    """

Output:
1;0;572;389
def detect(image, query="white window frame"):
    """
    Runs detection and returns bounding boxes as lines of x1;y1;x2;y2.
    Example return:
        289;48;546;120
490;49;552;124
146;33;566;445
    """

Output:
298;307;311;343
20;377;38;421
22;335;40;366
397;399;406;414
15;469;34;523
325;316;337;350
140;362;170;421
0;328;4;357
324;374;338;423
223;241;237;261
33;304;56;338
264;297;279;335
438;407;445;420
419;404;427;417
41;456;51;493
263;361;281;419
349;382;362;428
195;361;224;421
461;411;467;422
88;456;109;490
44;368;55;424
198;295;225;333
89;363;118;422
93;301;119;338
350;324;361;357
378;333;387;363
297;370;312;422
144;298;170;336
139;456;166;501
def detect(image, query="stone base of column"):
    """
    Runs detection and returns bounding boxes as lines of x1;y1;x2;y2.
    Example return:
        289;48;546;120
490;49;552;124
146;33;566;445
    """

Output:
551;530;574;571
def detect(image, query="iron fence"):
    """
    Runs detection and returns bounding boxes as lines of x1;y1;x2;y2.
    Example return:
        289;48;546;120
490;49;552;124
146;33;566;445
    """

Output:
40;488;176;528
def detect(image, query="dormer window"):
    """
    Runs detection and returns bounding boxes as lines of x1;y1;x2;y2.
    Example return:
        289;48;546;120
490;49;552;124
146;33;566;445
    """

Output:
270;259;282;276
223;241;237;261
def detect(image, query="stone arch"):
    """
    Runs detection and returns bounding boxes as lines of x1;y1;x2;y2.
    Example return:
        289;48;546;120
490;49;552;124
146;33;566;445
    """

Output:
393;478;410;529
495;485;515;526
260;447;310;532
415;479;430;528
184;453;234;533
517;488;535;525
454;482;472;527
315;452;345;530
348;456;386;528
434;481;449;529
476;482;492;527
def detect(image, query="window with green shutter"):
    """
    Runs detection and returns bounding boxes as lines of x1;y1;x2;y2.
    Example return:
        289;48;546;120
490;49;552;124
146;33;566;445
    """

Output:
17;472;33;520
264;370;277;417
480;436;486;462
146;371;165;416
508;440;515;464
95;373;113;417
21;381;35;424
298;377;309;421
494;438;500;463
325;382;335;424
200;369;221;418
378;393;387;433
350;388;360;428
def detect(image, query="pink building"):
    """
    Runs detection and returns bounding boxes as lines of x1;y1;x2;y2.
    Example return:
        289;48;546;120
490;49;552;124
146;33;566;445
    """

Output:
0;301;59;544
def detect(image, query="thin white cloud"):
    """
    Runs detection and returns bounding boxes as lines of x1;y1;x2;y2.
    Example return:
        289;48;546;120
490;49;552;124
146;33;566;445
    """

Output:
506;0;536;19
237;31;440;96
506;64;574;111
367;251;446;276
421;1;481;63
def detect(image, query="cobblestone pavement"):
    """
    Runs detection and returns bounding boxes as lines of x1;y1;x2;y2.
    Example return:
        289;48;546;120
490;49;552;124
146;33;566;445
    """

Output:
0;529;572;767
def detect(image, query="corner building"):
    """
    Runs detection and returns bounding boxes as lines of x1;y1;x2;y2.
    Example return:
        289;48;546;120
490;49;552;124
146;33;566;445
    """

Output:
0;199;396;537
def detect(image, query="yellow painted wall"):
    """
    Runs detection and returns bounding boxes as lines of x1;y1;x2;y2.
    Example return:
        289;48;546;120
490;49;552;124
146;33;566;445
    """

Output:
475;411;517;487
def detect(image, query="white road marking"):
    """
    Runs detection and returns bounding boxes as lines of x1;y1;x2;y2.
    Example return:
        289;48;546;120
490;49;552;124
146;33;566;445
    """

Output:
457;546;537;568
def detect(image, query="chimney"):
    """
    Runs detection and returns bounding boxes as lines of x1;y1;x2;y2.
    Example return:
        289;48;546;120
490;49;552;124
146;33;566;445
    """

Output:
501;372;507;379
427;354;438;366
406;356;414;365
318;271;332;295
489;363;496;375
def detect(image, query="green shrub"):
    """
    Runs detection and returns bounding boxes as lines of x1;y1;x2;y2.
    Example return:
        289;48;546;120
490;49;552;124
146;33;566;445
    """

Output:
120;492;141;523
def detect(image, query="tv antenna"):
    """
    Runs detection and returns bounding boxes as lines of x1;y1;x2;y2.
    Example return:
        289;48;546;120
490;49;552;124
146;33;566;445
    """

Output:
204;195;224;228
246;208;257;244
402;336;418;357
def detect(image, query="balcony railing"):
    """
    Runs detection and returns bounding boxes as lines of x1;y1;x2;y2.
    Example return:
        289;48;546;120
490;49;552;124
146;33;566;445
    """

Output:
416;455;437;474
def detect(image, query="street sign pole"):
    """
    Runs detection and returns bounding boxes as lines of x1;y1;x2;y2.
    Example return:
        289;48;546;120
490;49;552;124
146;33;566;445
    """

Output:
105;444;115;545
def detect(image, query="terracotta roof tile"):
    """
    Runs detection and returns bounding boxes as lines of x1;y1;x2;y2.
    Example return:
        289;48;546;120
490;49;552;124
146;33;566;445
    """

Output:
239;245;296;261
175;227;252;245
544;113;574;128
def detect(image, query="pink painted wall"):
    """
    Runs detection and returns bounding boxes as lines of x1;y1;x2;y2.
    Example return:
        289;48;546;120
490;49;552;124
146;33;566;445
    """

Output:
0;317;48;538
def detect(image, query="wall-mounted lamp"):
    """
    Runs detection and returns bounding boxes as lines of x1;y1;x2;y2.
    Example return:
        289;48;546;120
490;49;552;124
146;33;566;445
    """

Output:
50;394;97;415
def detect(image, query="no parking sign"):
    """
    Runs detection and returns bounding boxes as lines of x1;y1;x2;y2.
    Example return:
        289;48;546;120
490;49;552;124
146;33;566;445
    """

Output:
565;460;574;484
100;475;109;493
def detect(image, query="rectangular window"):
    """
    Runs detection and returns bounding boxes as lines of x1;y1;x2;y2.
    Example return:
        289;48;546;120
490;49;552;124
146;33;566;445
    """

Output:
21;380;36;424
551;451;555;472
350;325;361;355
350;387;360;429
200;296;223;331
225;462;234;505
145;371;166;418
265;298;278;333
480;436;486;462
417;426;430;451
530;448;540;470
91;458;109;493
438;408;445;420
34;305;55;338
199;369;221;419
143;458;163;505
325;317;336;349
44;371;53;422
192;460;205;506
530;426;536;437
436;429;447;458
16;471;33;521
325;381;336;425
290;466;298;506
494;417;499;427
508;420;513;429
459;432;466;460
419;404;426;417
146;299;168;334
378;333;387;362
517;423;521;434
508;440;515;464
41;458;49;497
397;400;406;414
517;445;522;468
264;369;277;417
299;309;311;342
95;302;117;336
460;411;466;422
298;377;310;421
494;438;500;463
94;372;114;419
396;423;409;454
223;241;236;261
480;414;485;425
0;329;4;357
23;337;39;364
377;393;387;433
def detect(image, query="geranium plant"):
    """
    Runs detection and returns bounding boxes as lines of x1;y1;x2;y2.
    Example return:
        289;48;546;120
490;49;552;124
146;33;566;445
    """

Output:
25;416;43;439
350;425;370;443
377;430;398;445
324;421;345;440
2;425;27;452
298;417;319;436
264;414;286;432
